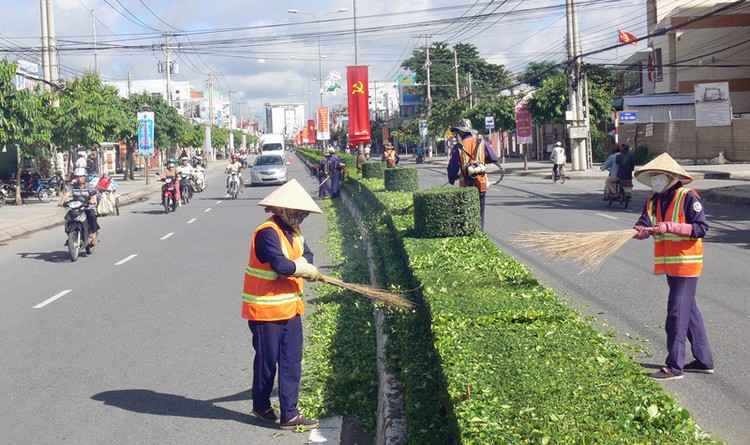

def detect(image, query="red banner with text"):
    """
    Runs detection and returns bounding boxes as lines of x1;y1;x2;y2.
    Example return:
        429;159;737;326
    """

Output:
317;107;329;141
347;65;370;146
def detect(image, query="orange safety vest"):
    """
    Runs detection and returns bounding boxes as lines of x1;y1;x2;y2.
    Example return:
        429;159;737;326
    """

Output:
647;187;703;277
242;218;305;321
458;137;488;193
384;149;397;167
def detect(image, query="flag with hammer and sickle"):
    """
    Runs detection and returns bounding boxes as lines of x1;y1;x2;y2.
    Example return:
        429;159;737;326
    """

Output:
347;65;371;145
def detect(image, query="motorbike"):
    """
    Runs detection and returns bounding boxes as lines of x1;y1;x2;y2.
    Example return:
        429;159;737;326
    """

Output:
227;171;240;199
179;173;193;204
161;178;178;214
415;153;424;164
63;196;96;262
607;180;633;209
21;173;54;203
48;172;66;196
193;168;206;192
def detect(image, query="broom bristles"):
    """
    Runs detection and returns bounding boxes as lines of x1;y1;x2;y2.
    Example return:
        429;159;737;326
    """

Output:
319;275;415;309
511;229;637;273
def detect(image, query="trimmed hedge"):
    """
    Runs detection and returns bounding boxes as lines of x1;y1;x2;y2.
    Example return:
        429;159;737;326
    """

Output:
414;187;481;238
384;167;419;192
362;161;386;179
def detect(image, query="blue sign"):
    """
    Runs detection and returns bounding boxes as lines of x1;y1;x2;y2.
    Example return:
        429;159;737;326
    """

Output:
485;116;495;130
137;111;155;156
619;111;638;122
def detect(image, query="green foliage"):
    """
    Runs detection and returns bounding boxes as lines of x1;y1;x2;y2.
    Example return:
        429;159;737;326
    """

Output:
528;74;568;125
428;98;469;139
384;167;419;192
591;128;614;163
413;187;480;238
361;161;385;179
391;119;421;146
633;145;654;165
466;94;516;132
518;61;564;88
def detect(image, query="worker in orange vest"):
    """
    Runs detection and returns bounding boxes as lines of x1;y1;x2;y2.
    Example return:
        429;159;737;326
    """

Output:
242;179;322;430
382;142;399;168
632;153;714;380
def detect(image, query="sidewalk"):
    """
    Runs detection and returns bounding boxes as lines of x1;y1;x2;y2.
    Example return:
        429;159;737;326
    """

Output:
424;154;750;206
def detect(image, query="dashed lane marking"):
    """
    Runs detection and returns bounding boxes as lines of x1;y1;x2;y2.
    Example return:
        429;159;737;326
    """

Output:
114;254;138;266
596;213;619;220
187;218;197;224
216;200;222;204
33;289;72;309
161;232;174;240
204;208;212;213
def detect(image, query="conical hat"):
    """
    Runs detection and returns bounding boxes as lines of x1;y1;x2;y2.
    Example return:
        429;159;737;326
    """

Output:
633;152;693;186
258;179;322;213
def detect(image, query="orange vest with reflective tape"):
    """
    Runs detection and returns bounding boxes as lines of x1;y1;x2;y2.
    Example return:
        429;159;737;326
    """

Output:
458;137;488;193
647;188;703;277
384;149;397;167
242;218;305;321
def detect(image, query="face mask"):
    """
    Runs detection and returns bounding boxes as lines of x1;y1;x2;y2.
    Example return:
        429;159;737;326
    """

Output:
281;209;309;227
650;173;673;193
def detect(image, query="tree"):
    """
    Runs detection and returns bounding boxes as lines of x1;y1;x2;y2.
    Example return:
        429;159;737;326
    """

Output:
527;74;569;126
427;99;469;139
467;94;516;132
517;61;564;88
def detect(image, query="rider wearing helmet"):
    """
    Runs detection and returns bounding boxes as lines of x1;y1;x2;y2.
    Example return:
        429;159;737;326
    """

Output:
58;167;101;244
178;156;196;201
226;153;245;192
161;157;181;203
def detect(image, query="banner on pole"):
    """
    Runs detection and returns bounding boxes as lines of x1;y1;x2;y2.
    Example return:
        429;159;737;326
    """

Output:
137;111;155;157
307;119;316;144
317;107;330;141
347;65;371;146
514;100;533;145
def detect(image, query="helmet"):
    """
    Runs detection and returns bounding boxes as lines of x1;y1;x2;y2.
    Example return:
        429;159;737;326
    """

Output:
73;167;87;177
181;156;188;162
328;147;335;154
555;141;562;146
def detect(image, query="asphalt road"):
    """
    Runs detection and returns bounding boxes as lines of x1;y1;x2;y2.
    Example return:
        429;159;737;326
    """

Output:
415;159;750;445
0;163;329;445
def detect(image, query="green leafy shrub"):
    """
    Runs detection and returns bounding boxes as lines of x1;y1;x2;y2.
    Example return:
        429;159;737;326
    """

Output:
591;128;614;163
413;187;480;238
384;167;419;192
362;161;386;179
633;145;654;165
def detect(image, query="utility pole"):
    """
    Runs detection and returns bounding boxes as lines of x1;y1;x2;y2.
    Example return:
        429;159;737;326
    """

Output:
238;101;246;149
467;72;474;108
424;35;432;111
207;73;214;126
453;47;460;99
40;0;58;90
353;0;359;64
91;9;98;72
227;90;237;151
127;72;132;96
566;0;589;171
372;80;378;120
161;33;178;107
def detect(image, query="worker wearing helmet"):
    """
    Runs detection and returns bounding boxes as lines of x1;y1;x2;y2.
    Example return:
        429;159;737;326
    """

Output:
226;154;245;192
58;167;101;244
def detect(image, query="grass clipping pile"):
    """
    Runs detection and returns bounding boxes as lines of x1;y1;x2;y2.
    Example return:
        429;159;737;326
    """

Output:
319;275;415;309
512;229;637;273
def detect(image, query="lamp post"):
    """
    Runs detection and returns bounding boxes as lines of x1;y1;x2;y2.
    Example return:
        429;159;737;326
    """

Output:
288;8;348;119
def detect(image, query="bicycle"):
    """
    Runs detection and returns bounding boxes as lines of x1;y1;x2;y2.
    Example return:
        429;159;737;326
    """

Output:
553;164;569;183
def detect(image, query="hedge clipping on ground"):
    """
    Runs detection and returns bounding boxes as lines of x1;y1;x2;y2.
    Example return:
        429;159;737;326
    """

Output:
414;187;481;238
362;161;385;179
384;167;418;192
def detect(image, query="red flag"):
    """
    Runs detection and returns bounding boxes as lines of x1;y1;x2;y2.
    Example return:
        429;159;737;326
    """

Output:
307;119;316;145
618;30;637;46
347;66;371;146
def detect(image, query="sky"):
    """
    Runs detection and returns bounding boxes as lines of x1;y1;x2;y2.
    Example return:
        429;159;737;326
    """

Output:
1;0;648;122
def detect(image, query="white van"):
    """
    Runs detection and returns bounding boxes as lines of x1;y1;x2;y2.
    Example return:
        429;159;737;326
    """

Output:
260;134;285;155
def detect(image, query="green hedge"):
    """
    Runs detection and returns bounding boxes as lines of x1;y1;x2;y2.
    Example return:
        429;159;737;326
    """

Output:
362;161;386;179
384;167;419;192
414;187;480;238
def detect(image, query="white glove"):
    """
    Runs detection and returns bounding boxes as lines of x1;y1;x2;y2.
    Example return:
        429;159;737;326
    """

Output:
292;257;321;282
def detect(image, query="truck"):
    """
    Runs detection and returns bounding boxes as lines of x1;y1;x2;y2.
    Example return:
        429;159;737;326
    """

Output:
260;134;285;155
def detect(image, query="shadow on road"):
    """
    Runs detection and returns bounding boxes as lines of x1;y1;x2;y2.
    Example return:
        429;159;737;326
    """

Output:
17;250;72;263
91;388;276;427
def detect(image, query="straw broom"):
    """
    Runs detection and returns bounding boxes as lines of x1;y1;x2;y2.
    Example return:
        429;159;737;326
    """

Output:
511;229;637;273
318;274;415;309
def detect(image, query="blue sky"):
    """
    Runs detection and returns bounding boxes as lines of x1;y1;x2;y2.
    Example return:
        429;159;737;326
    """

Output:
2;0;646;119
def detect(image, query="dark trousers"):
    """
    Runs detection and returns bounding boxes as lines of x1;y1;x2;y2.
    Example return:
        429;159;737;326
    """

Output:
248;316;303;423
664;276;714;375
479;192;486;231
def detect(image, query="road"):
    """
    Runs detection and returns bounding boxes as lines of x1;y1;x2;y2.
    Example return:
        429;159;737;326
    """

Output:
0;164;328;445
415;159;750;445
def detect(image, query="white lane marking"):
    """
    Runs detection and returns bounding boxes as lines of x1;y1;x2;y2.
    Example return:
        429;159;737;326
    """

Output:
204;208;212;213
114;254;138;266
597;213;619;220
187;218;197;224
34;289;72;309
216;200;222;204
161;232;174;240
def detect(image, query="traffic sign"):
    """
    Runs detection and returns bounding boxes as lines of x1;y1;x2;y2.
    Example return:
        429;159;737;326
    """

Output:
485;116;495;130
618;111;638;122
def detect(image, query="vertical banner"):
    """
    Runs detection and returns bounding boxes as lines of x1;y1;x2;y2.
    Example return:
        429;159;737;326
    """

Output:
137;111;155;157
347;65;371;146
382;123;389;144
514;100;533;145
317;107;330;141
307;119;316;145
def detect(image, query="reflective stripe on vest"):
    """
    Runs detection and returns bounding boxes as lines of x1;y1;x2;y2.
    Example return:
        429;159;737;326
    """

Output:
458;137;488;193
242;218;305;321
647;188;703;277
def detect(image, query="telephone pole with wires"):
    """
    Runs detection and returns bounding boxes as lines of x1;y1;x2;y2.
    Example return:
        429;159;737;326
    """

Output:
159;33;180;108
566;0;590;171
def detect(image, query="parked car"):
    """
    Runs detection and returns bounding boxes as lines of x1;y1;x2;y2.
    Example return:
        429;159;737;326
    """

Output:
249;153;287;186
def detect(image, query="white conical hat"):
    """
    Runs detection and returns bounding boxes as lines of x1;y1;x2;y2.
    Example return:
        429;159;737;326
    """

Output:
258;179;322;214
633;152;693;186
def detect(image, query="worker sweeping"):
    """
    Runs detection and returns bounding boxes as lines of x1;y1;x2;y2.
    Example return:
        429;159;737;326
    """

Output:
241;179;322;430
632;153;714;380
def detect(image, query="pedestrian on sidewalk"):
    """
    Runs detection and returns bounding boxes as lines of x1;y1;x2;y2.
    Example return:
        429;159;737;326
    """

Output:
242;179;322;430
632;153;714;380
447;118;498;230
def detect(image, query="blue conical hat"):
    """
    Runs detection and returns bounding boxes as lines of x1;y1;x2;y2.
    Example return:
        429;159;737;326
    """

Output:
258;179;322;213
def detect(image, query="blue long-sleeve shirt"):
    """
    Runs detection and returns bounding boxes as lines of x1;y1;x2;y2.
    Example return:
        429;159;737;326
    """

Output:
447;135;499;184
635;184;709;239
254;215;314;276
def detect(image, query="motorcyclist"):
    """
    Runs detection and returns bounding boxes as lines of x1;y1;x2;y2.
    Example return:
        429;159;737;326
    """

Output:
226;154;245;192
160;158;181;204
58;167;100;245
178;156;196;201
193;155;207;188
600;143;622;200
